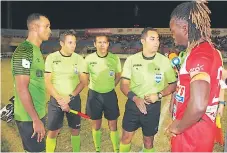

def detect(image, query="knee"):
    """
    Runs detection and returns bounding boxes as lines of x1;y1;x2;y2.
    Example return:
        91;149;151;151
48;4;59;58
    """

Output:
109;120;117;131
121;133;132;144
47;129;60;138
143;138;153;149
92;120;102;130
71;128;80;136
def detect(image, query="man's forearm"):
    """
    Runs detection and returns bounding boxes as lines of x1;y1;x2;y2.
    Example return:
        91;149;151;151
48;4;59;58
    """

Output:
115;77;121;86
120;84;130;97
219;89;225;101
161;83;177;97
176;80;209;133
17;87;40;121
176;101;206;133
71;82;85;96
115;73;121;86
121;84;139;102
46;82;61;100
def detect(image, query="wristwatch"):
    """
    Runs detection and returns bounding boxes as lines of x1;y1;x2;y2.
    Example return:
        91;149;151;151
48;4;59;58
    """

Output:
219;101;226;106
157;92;163;100
69;94;76;101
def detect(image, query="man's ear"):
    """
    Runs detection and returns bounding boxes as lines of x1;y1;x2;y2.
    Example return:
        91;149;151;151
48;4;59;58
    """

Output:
141;39;145;45
182;23;188;37
60;41;64;47
28;23;36;32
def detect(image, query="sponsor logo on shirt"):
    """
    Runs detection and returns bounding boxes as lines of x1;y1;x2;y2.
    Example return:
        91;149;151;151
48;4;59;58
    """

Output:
133;64;142;67
175;84;185;103
36;70;44;77
189;64;204;73
53;60;61;64
90;62;97;67
90;62;97;65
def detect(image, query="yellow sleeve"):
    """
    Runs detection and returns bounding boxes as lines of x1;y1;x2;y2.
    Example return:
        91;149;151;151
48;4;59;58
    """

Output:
45;54;53;73
121;57;132;79
84;56;89;74
116;56;122;73
78;56;87;74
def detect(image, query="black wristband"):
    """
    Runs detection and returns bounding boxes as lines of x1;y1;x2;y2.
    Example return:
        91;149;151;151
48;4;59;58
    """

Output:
127;91;137;101
69;94;75;101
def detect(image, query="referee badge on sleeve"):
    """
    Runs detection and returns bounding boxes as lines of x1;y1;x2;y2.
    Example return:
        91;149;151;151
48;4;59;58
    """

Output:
155;73;162;83
109;70;115;77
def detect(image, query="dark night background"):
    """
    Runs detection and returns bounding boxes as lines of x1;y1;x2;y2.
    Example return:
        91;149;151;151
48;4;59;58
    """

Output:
1;1;227;29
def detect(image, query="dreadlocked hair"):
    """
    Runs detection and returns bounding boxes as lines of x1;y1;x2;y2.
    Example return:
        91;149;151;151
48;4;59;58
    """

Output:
170;1;212;52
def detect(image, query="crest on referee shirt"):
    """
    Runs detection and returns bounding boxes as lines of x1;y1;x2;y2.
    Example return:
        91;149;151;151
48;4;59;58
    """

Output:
74;67;78;74
154;73;162;83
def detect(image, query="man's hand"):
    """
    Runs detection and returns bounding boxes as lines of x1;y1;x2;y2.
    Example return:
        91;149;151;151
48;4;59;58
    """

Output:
217;104;225;117
165;119;182;137
60;103;70;112
63;96;70;104
133;96;147;114
31;119;46;142
56;96;70;106
144;93;159;103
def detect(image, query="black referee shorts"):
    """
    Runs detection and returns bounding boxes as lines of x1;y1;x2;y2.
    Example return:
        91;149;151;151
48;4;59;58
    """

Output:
47;96;81;131
86;89;120;120
122;99;161;136
16;117;46;152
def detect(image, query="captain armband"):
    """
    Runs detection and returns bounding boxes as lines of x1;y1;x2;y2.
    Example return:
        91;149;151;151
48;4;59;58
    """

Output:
190;72;210;83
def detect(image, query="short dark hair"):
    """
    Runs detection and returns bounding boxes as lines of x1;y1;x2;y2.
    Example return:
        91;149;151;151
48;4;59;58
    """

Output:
94;35;109;43
59;30;76;42
27;13;46;28
141;27;158;39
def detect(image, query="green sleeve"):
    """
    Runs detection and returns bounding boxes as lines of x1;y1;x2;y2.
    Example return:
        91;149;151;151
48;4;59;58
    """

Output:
12;44;33;76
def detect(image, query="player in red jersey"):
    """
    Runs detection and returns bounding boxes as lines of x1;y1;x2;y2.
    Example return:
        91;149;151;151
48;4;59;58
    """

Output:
166;1;223;152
